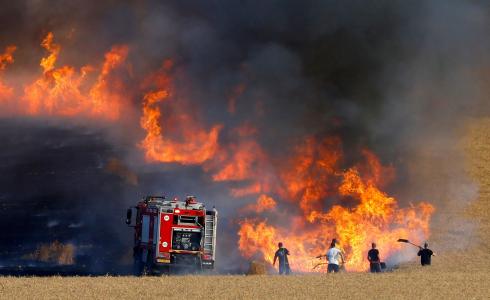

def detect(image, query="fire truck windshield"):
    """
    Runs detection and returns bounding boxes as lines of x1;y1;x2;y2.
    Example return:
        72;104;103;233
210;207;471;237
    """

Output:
172;230;201;251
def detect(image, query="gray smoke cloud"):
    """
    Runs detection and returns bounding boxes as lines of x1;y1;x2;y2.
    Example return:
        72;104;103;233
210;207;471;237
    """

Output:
0;0;488;273
371;0;488;251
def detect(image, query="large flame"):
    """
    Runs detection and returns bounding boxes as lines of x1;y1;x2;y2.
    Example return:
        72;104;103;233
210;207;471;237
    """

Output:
0;45;16;101
21;33;128;119
0;32;436;273
0;33;221;165
212;123;265;182
139;60;222;165
235;137;435;272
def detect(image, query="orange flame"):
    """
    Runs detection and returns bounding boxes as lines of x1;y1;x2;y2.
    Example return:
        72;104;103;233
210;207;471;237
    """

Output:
0;46;17;103
212;140;262;181
212;124;264;182
88;45;129;118
0;33;436;273
0;45;16;71
39;32;60;74
139;61;222;165
241;194;277;213
0;45;16;101
22;32;128;119
230;183;265;198
237;137;435;272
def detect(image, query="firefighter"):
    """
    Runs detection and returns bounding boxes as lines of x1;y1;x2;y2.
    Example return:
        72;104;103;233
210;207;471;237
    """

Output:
367;242;381;273
327;241;345;273
273;242;291;275
417;242;434;266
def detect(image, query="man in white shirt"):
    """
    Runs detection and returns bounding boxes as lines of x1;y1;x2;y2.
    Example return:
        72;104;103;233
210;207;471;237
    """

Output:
326;241;345;273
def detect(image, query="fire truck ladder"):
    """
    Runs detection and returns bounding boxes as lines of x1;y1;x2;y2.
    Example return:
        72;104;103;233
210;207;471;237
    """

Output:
203;213;217;257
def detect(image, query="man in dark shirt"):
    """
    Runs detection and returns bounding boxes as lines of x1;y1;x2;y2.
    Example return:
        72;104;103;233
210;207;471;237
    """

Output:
417;242;434;266
273;242;290;275
367;242;381;273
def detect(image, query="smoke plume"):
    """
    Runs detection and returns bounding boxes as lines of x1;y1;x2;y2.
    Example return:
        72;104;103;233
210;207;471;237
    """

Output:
0;0;488;273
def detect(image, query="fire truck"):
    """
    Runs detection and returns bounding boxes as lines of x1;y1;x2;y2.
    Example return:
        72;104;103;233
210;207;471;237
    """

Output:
125;196;217;275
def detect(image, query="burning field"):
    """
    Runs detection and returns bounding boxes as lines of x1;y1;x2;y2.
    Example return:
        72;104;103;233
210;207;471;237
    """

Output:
0;0;489;288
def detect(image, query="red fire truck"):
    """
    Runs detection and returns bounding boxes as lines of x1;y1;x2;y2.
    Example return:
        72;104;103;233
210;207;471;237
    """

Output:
126;196;217;275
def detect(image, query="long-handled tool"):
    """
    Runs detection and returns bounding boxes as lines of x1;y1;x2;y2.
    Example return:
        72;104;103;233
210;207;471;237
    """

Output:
312;254;347;271
313;255;327;270
397;239;422;249
313;262;328;270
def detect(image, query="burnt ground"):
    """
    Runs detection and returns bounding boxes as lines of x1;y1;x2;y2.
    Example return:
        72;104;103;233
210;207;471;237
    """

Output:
0;119;133;275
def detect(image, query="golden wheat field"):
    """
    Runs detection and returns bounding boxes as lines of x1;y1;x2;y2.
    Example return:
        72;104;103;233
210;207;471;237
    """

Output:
1;118;489;300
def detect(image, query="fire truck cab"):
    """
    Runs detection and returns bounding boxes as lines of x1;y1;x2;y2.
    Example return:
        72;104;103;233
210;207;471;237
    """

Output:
126;196;217;275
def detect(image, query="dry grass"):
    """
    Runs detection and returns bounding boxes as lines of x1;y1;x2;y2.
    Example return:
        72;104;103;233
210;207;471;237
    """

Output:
23;241;75;265
464;118;490;269
247;260;270;275
0;271;488;300
1;118;489;299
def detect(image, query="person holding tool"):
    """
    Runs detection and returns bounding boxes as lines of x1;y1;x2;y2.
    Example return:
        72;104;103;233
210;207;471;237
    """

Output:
314;238;346;272
417;242;434;266
397;239;435;266
326;241;345;273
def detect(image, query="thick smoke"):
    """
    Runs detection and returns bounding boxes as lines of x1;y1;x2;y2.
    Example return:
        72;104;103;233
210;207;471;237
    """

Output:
0;0;488;273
